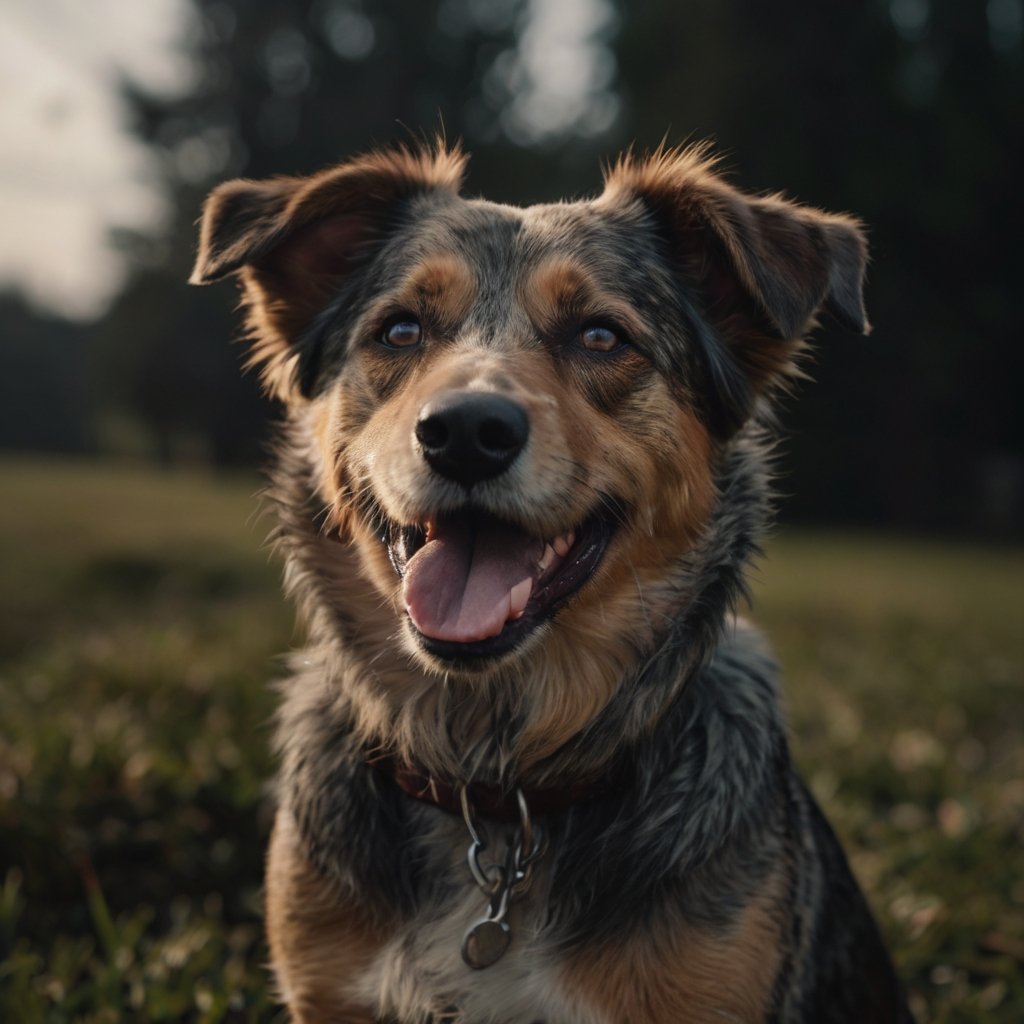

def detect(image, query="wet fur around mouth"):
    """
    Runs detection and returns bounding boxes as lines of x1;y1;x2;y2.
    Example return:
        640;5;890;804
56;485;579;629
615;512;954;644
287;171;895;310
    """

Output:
191;141;913;1023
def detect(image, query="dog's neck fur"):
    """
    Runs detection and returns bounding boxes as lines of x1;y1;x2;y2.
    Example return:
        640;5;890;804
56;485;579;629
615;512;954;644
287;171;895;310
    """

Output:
269;416;790;938
268;410;774;789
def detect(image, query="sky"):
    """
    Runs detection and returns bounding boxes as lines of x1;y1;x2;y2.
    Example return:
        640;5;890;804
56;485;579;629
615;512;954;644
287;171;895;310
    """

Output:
0;0;617;322
0;0;193;320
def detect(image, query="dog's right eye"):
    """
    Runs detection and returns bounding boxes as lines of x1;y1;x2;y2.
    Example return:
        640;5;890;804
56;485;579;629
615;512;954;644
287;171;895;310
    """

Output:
578;324;626;353
381;318;422;349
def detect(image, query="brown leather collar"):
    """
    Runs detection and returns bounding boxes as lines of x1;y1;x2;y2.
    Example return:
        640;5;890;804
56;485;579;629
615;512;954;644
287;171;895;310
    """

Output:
368;755;618;822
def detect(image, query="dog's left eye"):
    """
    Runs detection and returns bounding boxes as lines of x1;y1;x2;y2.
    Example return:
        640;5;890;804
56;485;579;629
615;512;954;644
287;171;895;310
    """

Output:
578;324;625;353
382;318;422;349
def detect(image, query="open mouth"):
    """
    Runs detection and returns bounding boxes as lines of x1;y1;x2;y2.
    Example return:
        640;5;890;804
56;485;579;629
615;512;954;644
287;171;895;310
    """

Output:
386;507;617;661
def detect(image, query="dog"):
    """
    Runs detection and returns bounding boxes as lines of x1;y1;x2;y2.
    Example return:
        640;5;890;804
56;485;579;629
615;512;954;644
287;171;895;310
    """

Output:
191;142;913;1023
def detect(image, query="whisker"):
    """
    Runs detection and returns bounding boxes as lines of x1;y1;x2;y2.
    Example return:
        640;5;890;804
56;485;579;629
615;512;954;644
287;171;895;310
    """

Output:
630;564;653;633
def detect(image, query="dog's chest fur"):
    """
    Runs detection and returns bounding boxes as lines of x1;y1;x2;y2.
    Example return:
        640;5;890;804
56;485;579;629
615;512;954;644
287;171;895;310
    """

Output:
353;863;597;1024
275;622;796;1024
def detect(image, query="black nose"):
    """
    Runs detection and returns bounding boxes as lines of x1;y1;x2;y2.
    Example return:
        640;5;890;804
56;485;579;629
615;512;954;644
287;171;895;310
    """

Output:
415;390;529;485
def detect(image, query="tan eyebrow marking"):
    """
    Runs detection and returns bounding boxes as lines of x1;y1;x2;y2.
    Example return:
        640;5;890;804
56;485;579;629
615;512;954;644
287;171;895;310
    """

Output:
520;257;649;341
395;253;477;330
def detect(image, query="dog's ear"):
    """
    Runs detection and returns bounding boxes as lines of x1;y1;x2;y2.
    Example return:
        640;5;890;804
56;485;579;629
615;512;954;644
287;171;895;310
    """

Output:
190;144;467;401
600;145;869;434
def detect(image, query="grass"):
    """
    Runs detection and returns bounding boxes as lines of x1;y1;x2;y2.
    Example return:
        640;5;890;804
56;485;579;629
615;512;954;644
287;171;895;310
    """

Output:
1;456;1022;1022
751;534;1024;1021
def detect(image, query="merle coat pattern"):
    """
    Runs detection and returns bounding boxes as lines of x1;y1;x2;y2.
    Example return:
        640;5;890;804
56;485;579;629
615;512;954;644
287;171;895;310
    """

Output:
192;143;912;1023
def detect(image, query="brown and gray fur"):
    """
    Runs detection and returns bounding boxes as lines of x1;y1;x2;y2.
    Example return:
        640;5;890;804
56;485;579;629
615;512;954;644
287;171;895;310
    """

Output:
191;142;913;1023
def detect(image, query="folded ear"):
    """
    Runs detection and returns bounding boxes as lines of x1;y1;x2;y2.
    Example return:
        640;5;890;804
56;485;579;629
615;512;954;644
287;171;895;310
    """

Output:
190;144;467;401
600;145;870;434
190;176;299;285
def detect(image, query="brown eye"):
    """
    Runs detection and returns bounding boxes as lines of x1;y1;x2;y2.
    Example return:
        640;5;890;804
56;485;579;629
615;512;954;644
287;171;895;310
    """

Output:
578;324;624;353
382;318;422;349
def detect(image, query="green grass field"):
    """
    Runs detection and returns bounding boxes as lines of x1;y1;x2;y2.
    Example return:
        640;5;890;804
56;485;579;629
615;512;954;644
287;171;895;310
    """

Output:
1;458;1021;1022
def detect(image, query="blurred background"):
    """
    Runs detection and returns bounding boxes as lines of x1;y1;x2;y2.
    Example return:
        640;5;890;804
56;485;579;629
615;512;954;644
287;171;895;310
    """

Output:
2;0;1023;531
1;1;1022;1021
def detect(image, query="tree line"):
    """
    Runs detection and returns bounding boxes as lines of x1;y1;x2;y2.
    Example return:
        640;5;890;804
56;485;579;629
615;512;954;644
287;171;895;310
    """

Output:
3;0;1021;534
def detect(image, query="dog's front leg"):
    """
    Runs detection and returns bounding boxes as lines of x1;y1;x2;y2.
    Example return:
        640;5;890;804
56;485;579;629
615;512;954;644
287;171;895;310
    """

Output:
266;808;386;1024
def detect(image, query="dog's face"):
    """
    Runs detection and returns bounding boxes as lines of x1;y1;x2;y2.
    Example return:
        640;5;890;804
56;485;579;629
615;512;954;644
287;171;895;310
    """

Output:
310;211;716;669
192;145;867;694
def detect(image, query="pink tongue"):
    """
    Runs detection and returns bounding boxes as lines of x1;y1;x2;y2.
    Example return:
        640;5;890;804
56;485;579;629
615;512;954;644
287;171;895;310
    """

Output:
403;516;542;643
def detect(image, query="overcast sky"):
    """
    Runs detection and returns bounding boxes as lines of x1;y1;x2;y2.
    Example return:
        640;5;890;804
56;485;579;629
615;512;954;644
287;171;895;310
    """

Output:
0;0;193;320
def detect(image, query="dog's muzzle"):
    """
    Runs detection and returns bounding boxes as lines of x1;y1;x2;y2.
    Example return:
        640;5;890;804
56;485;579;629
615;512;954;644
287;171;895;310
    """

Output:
378;389;618;662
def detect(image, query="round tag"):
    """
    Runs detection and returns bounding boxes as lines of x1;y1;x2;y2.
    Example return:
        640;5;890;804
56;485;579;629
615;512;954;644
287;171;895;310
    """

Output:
461;918;511;969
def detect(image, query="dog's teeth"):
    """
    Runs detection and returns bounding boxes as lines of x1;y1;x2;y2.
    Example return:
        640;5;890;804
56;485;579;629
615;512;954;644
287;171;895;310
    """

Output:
553;534;571;557
510;578;532;618
566;530;576;549
538;544;556;572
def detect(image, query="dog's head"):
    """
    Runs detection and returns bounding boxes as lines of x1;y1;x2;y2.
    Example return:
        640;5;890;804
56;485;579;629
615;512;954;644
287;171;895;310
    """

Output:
192;143;867;766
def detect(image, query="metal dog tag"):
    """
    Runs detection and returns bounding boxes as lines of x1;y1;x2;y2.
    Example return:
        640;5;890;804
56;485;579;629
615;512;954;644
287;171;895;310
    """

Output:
458;786;543;970
462;917;511;969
